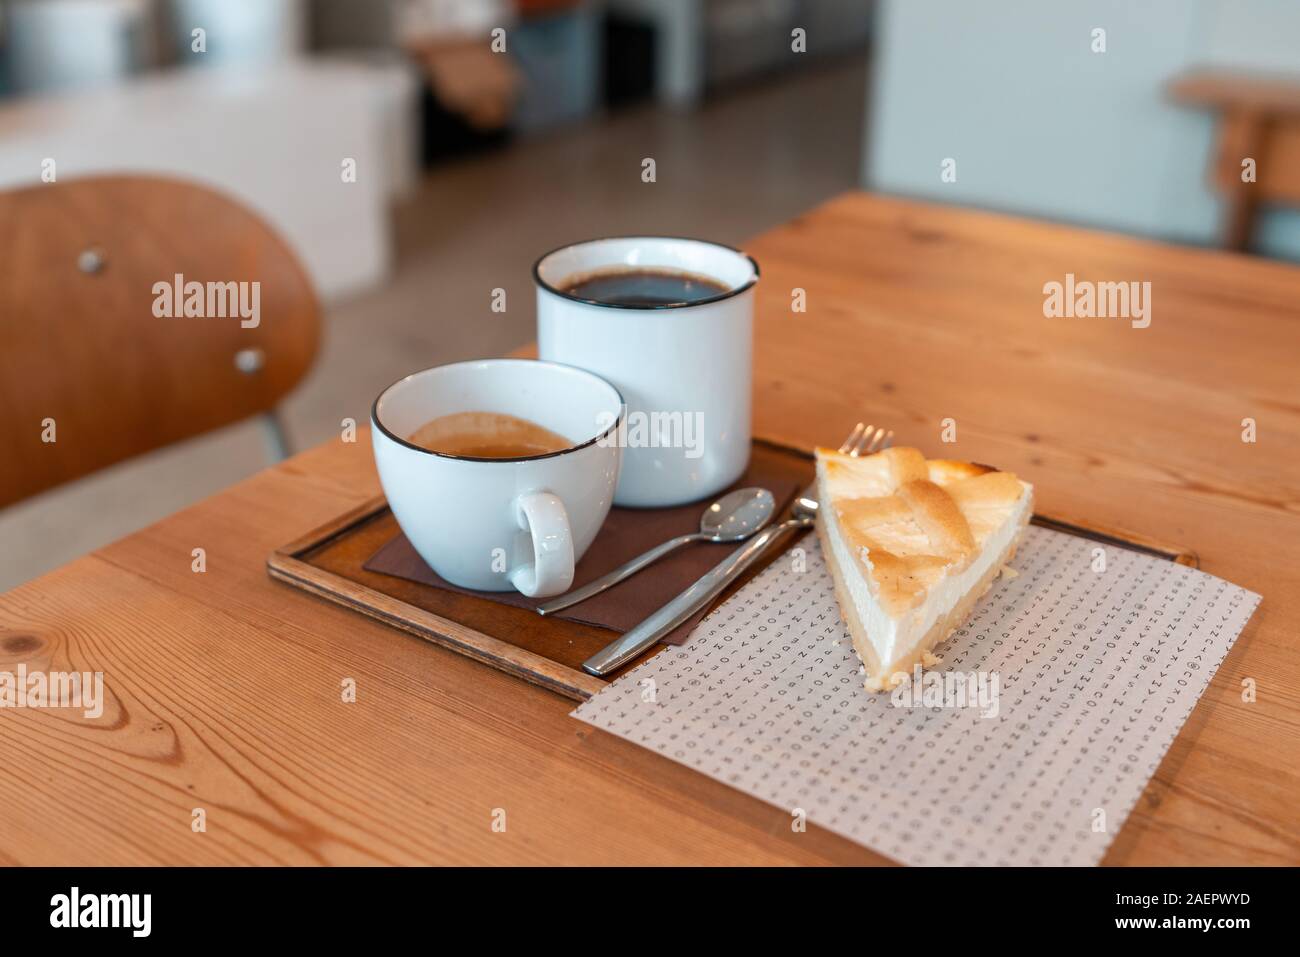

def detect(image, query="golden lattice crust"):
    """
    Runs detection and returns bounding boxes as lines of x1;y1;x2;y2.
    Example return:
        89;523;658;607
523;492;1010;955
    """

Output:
815;446;1030;619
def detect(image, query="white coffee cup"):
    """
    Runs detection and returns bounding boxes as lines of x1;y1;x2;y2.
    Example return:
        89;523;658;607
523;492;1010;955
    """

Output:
535;236;758;508
371;359;624;597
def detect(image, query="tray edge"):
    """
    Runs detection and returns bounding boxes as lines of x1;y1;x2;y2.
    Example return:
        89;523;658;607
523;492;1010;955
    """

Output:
268;531;605;702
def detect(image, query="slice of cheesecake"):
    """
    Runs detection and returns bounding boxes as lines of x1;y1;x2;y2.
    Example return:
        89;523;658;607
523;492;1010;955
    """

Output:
814;446;1033;691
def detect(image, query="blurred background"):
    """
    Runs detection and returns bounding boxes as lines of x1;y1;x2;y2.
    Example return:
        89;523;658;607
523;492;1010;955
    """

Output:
1;0;1297;591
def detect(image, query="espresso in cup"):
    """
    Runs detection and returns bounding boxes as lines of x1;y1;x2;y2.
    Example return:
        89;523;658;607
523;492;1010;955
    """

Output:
557;267;730;307
407;411;572;459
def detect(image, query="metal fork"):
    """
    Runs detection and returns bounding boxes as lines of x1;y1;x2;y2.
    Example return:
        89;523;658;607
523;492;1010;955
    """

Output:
581;423;894;676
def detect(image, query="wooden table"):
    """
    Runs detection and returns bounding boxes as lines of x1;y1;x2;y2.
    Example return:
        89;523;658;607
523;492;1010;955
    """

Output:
2;193;1297;865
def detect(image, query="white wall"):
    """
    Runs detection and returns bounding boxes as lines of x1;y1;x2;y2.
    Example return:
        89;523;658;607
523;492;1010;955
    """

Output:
865;0;1300;260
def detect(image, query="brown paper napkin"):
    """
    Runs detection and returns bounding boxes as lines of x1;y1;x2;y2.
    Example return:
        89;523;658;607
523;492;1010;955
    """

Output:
363;464;803;645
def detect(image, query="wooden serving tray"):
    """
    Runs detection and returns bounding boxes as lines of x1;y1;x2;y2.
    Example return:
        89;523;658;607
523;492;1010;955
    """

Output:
267;439;1197;702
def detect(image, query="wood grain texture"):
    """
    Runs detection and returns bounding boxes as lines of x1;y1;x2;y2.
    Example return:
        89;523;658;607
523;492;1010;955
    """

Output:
1;192;1297;865
0;175;320;508
267;500;611;703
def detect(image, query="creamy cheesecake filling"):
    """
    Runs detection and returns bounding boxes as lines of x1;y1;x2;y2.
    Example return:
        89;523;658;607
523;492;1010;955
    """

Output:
819;474;1032;672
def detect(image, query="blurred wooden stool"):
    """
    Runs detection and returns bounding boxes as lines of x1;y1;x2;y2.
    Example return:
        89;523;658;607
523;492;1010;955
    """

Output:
1170;70;1300;251
0;175;320;509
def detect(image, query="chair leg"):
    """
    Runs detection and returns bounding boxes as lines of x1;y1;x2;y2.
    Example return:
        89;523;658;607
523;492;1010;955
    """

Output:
259;410;292;463
1216;110;1263;252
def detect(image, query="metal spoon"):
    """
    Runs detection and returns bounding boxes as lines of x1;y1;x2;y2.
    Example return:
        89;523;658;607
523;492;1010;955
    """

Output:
536;487;776;616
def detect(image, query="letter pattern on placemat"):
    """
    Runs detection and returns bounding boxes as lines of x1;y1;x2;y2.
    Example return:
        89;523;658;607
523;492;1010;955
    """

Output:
572;526;1260;866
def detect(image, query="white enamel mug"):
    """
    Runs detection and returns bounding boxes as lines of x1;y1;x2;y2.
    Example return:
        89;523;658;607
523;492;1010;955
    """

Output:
371;359;624;597
535;236;758;507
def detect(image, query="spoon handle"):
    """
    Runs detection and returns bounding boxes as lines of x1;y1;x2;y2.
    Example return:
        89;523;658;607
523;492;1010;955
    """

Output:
581;517;813;676
536;533;702;615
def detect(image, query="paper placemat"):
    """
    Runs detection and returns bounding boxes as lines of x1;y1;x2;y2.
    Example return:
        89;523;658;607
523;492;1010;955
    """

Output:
571;525;1260;866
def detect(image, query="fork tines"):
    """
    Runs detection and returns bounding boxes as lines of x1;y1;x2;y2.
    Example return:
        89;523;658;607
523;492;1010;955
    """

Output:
839;422;894;457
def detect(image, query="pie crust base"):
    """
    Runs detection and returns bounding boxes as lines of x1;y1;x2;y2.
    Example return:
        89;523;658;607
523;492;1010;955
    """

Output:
816;513;1027;691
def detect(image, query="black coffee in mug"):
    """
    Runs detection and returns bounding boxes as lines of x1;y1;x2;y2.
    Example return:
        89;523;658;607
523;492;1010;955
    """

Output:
557;266;729;307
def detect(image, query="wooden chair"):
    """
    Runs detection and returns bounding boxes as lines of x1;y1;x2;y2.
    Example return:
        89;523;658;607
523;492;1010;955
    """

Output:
1169;70;1300;251
0;175;320;510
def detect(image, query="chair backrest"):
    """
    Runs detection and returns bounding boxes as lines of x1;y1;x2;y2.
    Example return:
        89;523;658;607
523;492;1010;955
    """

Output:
0;175;320;509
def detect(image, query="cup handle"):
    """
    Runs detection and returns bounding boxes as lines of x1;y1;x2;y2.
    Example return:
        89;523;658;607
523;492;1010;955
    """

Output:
509;491;575;598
